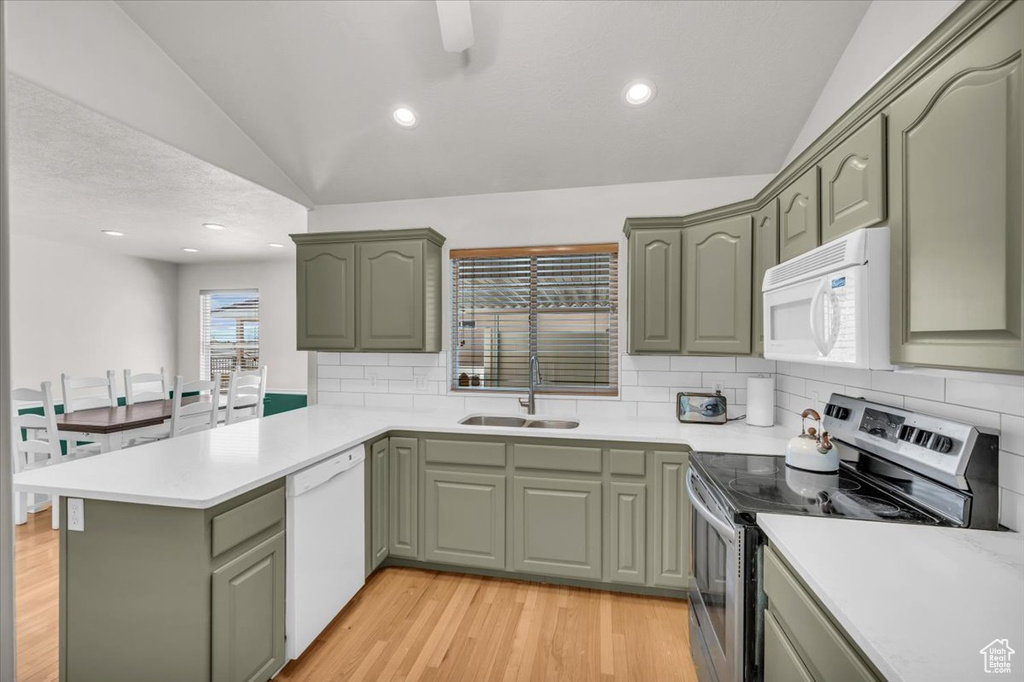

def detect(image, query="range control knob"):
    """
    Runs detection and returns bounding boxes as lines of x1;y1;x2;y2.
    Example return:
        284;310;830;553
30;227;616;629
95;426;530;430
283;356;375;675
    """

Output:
824;403;850;420
930;436;954;454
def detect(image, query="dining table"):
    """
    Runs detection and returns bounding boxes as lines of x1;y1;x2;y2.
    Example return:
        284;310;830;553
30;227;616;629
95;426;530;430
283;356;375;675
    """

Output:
55;396;211;452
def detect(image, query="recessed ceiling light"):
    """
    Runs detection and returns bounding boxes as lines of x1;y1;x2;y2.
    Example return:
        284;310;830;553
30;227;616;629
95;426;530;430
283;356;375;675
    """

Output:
392;107;418;129
622;80;656;107
203;223;225;231
182;248;199;253
101;230;124;237
268;243;285;248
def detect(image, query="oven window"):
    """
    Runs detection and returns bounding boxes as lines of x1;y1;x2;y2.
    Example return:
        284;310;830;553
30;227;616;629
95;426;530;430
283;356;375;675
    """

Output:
693;500;729;652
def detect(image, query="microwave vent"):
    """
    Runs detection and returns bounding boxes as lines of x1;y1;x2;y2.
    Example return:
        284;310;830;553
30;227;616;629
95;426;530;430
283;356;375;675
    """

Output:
768;240;849;286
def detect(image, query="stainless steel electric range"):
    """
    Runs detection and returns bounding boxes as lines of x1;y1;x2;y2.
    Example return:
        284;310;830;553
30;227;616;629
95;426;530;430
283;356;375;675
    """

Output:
686;393;1000;682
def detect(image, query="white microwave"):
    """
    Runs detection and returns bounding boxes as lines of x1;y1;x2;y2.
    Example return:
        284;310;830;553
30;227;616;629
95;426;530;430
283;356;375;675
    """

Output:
762;227;891;370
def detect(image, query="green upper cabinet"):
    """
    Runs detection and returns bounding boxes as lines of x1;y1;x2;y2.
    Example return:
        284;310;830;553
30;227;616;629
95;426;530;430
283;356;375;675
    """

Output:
888;1;1023;373
295;242;356;350
752;202;779;356
626;222;683;354
290;228;445;353
778;167;821;262
683;215;753;355
819;115;887;243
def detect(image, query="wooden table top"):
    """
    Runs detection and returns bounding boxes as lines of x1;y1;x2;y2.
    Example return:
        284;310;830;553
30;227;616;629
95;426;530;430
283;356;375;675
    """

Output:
54;397;207;434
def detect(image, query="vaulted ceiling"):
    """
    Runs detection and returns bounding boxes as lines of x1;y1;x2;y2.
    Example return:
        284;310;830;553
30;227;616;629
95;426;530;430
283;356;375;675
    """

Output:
116;0;871;205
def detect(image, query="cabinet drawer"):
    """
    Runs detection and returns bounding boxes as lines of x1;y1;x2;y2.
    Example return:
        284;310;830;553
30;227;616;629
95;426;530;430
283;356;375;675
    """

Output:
211;487;285;558
764;546;881;682
514;443;602;472
764;608;814;682
425;439;506;467
609;449;645;476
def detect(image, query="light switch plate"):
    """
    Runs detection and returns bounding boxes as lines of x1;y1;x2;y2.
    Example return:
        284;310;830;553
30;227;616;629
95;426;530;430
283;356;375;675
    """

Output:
67;498;85;531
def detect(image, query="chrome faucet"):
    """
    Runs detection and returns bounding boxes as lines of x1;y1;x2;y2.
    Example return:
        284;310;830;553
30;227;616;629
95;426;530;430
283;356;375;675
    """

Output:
518;354;540;415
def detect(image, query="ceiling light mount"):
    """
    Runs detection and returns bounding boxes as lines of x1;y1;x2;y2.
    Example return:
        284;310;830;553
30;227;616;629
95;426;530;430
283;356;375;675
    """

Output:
622;80;656;107
392;107;419;129
268;243;285;249
182;248;199;253
101;230;124;237
203;223;225;230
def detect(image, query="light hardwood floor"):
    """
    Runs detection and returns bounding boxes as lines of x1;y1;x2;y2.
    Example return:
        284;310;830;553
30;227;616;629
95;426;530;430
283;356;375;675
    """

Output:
16;507;698;682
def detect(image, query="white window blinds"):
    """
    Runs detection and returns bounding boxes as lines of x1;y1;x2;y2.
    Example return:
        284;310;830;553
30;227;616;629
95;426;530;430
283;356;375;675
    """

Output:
200;290;260;386
451;245;618;395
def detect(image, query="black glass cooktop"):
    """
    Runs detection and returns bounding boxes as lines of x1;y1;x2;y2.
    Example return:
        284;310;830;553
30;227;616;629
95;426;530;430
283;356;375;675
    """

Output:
690;452;944;525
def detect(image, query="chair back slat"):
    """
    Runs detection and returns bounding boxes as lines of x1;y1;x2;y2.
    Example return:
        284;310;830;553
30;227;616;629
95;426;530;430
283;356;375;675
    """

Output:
10;382;62;468
61;371;117;413
124;368;168;406
225;366;267;425
170;376;220;437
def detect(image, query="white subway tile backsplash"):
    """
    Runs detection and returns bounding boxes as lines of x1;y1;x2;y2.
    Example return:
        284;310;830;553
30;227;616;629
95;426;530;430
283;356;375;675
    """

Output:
317;353;340;365
1001;415;1024;456
777;375;806;397
822;366;872;389
364;365;414;381
946;378;1024;416
901;397;1001;431
639;371;702;387
671;356;735;372
736;357;776;373
842;387;904;408
999;451;1024;496
338;378;390;393
871;371;945;401
703;373;756;390
620;370;638;386
336;352;391;366
388;353;442;367
317;378;341;393
999;489;1024;532
318;365;365;379
621;386;672;402
413;366;447;381
621;355;671;371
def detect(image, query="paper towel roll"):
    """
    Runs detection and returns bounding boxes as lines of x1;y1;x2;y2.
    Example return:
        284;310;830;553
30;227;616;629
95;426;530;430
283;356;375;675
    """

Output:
746;375;775;427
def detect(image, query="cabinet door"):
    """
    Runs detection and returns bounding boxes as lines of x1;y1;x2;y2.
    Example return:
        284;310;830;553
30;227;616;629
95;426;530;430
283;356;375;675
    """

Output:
889;2;1023;373
752;202;779;356
212;531;286;682
296;243;356;350
513;476;601;580
629;228;683;353
778;167;821;262
651;451;690;588
764;609;814;682
683;216;753;354
370;439;389;570
388;437;419;558
424;470;506;569
609;482;646;584
359;240;425;350
820;115;887;242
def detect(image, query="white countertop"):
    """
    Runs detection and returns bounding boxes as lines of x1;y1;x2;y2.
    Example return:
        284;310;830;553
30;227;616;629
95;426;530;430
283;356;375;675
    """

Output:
13;405;793;509
758;514;1024;682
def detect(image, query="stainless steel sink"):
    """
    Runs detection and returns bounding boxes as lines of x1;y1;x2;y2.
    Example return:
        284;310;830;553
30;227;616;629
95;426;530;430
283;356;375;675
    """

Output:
459;415;579;429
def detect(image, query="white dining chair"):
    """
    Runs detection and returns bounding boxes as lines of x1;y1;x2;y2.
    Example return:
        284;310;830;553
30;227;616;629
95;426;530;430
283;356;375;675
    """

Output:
60;371;118;413
225;366;268;425
124;368;168;405
11;382;63;530
170;376;221;437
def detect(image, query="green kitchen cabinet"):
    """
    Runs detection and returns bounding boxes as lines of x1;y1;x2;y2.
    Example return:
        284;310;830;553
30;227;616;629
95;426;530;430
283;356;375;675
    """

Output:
388;436;419;558
651;451;690;589
683;215;753;355
424;469;506;569
763;608;815;682
295;242;356;351
819;115;887;243
888;1;1024;373
626;223;683;353
608;481;646;584
513;476;602;580
778;167;821;262
369;438;390;572
752;202;779;355
211;532;286;682
290;228;445;353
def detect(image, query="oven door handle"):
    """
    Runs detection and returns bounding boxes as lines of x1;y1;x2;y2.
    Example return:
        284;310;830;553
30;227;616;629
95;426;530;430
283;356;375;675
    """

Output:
686;469;736;544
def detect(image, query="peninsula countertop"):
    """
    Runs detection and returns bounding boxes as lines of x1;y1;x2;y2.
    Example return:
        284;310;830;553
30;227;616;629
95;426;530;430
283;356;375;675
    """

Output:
757;513;1024;682
13;405;794;509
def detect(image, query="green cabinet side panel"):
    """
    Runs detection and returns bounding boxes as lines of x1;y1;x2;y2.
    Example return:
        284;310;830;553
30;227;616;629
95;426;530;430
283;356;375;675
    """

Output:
358;240;425;351
424;469;506;569
683;215;753;355
752;202;779;356
370;438;390;571
295;242;356;351
763;608;815;682
211;531;286;682
388;436;419;557
513;476;602;580
820;114;887;242
609;482;646;585
651;451;690;588
778;167;821;262
888;1;1024;373
628;227;683;353
262;393;307;417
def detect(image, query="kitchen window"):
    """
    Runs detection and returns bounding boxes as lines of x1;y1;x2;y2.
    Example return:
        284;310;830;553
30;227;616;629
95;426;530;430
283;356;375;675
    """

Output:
200;289;260;386
450;244;618;395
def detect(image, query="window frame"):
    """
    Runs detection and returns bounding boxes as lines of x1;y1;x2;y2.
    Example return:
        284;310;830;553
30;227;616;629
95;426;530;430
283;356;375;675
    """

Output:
199;288;261;386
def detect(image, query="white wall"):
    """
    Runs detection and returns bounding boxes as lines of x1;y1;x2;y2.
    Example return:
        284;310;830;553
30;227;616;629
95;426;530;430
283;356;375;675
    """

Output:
177;259;307;392
10;233;178;395
783;0;962;164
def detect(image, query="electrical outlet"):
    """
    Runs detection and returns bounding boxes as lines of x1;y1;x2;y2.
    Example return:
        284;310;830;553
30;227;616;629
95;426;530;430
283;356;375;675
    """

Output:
67;498;85;532
413;376;427;391
712;381;724;393
366;373;378;388
809;390;820;410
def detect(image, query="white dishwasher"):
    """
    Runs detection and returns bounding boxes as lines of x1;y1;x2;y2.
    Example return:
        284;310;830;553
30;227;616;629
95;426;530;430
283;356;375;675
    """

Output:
286;445;365;660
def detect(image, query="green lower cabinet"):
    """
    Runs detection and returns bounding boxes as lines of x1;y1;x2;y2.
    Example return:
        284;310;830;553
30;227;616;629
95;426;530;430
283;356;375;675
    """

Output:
370;438;390;571
652;451;690;588
388;437;419;558
424;469;506;569
608;482;646;584
763;608;814;682
513;476;602;580
211;532;286;682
